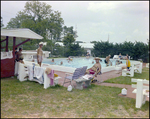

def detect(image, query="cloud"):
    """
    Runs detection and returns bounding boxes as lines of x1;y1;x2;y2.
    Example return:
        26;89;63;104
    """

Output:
87;2;119;12
133;29;139;34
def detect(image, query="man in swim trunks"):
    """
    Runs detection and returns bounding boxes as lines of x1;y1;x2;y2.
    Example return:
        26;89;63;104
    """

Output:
104;55;111;66
85;57;101;77
37;42;43;67
86;52;90;59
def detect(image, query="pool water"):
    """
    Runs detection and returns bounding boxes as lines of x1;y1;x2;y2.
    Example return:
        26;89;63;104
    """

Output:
41;57;126;69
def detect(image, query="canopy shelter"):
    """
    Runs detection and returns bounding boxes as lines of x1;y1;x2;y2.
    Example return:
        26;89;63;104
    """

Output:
1;28;43;78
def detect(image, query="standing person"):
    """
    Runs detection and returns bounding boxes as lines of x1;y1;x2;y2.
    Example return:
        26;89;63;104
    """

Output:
104;55;112;66
86;52;90;59
16;48;24;64
37;42;43;67
119;53;122;59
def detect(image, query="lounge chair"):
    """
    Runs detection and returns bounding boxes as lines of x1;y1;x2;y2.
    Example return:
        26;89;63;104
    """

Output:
79;66;88;77
63;67;83;86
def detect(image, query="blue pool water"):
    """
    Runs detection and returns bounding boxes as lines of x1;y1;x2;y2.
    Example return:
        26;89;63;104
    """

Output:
41;57;127;69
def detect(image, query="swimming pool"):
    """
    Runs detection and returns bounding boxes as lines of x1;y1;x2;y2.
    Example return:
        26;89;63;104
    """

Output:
41;57;126;69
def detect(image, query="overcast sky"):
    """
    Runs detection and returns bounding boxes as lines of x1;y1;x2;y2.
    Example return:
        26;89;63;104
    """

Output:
1;1;149;44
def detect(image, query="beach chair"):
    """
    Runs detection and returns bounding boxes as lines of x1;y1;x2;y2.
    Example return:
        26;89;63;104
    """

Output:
122;65;134;77
63;67;82;86
79;66;88;77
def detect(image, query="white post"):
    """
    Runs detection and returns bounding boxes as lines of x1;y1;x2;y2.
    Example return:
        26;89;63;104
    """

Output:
130;65;134;77
136;79;143;108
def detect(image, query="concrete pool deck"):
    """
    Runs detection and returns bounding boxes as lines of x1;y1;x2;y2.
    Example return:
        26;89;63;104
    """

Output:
54;63;149;101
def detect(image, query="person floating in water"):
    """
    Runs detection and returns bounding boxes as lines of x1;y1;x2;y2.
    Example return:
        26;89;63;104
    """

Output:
104;55;112;66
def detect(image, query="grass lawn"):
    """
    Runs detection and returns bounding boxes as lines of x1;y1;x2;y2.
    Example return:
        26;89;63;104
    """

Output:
1;77;149;118
104;67;149;85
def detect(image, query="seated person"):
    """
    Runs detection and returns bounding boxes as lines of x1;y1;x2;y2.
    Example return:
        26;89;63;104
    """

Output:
115;60;120;65
119;61;122;64
85;57;101;77
122;56;131;71
16;48;24;64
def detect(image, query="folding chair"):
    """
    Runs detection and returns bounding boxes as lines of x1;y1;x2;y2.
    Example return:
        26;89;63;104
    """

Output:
79;66;88;77
63;67;82;86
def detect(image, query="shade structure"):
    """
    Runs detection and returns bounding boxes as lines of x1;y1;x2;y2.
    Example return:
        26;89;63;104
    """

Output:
1;28;43;40
1;28;43;78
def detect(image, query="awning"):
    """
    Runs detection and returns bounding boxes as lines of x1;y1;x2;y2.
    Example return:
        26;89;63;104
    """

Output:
1;28;43;40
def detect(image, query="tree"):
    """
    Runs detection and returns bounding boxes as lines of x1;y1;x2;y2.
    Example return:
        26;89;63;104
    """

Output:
62;26;78;40
64;43;85;57
90;41;97;44
92;40;149;62
62;33;75;46
7;1;64;42
1;17;4;27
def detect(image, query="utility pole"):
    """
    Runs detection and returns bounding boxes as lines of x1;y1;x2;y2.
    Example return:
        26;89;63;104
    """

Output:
108;34;109;42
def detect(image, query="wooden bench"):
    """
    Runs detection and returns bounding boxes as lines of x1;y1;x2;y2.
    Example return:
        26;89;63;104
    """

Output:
122;65;134;77
134;63;142;73
131;78;149;108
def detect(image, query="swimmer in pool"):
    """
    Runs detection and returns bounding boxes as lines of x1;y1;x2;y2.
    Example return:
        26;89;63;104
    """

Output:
50;59;55;65
60;61;63;65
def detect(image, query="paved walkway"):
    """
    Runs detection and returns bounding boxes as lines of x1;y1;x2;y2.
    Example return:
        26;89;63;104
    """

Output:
55;63;149;101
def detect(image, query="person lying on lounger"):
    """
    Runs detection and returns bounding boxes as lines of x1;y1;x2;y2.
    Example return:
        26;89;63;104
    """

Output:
85;57;101;77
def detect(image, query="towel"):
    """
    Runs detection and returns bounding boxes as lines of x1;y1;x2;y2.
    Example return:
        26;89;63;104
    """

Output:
27;65;34;81
47;69;54;86
34;66;44;84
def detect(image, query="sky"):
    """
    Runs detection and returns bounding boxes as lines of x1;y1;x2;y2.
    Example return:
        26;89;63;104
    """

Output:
1;1;149;44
